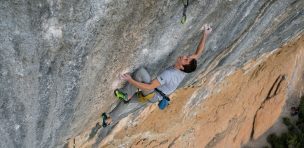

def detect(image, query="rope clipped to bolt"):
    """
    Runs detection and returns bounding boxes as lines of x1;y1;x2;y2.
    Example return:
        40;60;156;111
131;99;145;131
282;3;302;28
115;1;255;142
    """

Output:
181;0;189;24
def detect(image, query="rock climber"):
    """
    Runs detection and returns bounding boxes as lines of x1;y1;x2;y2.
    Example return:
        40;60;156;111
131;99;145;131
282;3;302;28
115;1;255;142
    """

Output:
103;24;212;127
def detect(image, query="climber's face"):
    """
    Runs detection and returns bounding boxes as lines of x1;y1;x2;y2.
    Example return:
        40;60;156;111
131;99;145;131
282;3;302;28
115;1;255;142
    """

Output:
176;55;193;69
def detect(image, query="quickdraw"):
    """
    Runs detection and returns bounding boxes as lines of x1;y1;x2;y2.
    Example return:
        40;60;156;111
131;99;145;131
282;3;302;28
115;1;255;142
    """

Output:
181;0;189;24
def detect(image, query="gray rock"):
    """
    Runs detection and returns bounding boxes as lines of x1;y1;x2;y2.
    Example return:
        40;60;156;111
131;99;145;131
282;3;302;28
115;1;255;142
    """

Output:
0;0;303;147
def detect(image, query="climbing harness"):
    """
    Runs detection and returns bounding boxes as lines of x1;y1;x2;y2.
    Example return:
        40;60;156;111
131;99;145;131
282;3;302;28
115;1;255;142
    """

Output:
181;0;189;24
136;89;169;109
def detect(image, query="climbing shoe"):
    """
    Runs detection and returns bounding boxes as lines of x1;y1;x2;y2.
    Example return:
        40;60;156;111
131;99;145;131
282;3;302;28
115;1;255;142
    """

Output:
101;113;110;127
114;89;129;103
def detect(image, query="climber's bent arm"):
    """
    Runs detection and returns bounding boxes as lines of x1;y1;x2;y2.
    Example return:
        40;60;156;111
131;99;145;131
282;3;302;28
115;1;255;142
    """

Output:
127;78;161;91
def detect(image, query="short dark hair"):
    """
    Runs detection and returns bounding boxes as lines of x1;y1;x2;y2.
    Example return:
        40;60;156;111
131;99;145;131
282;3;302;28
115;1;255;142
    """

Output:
181;59;197;73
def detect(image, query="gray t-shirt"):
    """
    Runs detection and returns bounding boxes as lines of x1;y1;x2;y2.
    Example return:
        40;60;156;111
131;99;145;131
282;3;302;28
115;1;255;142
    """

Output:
156;66;186;95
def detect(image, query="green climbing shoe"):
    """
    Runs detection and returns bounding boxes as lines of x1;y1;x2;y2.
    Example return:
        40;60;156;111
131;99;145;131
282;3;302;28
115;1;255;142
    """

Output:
114;89;128;101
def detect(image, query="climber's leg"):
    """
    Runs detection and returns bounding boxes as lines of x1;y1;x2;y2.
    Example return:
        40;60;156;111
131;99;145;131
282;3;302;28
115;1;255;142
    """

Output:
119;67;154;101
106;68;154;128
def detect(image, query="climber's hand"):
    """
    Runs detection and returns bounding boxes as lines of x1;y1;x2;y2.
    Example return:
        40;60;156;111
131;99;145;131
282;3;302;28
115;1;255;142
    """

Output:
201;24;212;35
120;73;132;81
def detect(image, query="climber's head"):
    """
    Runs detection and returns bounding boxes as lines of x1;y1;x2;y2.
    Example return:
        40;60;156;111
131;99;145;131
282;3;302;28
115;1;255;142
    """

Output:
175;55;197;73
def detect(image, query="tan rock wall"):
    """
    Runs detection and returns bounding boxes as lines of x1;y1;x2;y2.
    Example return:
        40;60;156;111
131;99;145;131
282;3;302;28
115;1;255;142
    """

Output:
70;35;304;148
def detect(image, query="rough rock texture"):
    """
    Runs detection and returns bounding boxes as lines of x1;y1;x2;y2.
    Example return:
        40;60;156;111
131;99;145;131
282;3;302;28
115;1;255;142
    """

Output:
74;36;304;148
0;0;303;147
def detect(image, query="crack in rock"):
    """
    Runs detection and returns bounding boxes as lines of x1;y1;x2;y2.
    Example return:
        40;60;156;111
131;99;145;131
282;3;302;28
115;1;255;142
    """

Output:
250;74;286;139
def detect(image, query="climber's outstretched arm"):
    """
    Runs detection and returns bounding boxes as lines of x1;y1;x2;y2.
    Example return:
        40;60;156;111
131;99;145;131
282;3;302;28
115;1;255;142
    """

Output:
191;24;212;60
121;74;160;91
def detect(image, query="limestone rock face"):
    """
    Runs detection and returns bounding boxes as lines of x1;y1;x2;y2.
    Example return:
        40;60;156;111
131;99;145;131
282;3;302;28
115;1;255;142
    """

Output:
76;37;303;148
0;0;303;147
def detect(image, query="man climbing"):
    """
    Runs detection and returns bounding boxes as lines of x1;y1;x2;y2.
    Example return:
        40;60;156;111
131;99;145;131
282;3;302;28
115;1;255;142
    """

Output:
103;24;212;127
117;24;212;102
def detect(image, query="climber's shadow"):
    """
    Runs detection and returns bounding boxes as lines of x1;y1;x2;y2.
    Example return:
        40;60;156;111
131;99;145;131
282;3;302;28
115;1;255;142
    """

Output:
86;98;148;143
91;99;149;144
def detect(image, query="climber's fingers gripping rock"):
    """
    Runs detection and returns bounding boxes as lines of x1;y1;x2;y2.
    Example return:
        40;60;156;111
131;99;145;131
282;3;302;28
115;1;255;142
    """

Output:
205;24;212;35
120;73;132;81
200;24;212;35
